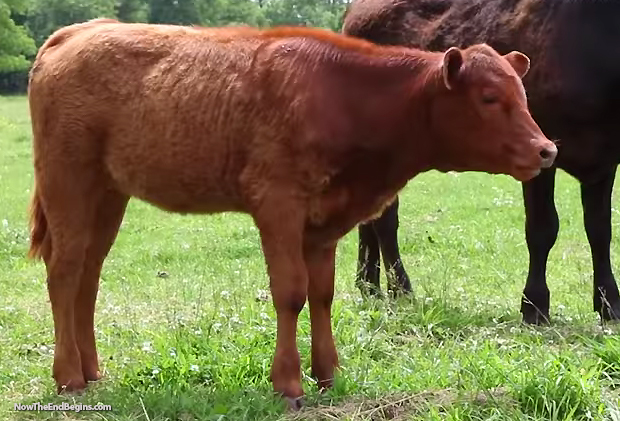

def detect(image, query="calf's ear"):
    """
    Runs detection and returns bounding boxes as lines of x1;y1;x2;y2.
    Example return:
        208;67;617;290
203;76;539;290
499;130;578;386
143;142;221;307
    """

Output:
441;47;463;90
503;51;530;78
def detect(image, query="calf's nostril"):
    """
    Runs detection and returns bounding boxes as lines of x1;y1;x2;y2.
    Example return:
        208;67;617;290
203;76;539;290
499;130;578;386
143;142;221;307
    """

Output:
539;148;552;160
537;143;557;168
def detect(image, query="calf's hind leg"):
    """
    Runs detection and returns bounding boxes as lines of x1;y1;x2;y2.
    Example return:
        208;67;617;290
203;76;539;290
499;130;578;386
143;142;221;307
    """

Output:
76;190;129;382
40;173;101;393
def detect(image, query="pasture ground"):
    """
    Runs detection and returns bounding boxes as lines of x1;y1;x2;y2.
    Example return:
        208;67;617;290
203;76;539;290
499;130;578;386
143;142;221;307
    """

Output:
2;95;620;420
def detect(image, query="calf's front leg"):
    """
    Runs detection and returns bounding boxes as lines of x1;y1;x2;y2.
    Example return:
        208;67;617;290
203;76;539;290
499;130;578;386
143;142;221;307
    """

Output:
253;196;308;410
305;242;339;390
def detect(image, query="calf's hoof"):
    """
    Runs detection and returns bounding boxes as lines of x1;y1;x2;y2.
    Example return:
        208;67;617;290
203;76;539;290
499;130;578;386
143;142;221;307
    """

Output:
311;368;336;392
285;396;304;411
272;378;304;411
54;362;88;394
316;378;334;392
56;377;88;394
82;361;102;382
84;369;102;382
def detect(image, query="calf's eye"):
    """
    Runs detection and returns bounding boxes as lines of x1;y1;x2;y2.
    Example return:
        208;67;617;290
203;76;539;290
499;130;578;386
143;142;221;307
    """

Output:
481;94;499;105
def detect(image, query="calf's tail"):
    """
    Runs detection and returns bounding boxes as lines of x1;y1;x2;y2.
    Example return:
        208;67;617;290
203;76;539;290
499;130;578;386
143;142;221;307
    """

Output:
28;183;50;261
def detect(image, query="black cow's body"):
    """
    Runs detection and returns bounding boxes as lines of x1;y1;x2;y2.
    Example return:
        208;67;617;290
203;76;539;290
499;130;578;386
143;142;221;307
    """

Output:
343;0;620;323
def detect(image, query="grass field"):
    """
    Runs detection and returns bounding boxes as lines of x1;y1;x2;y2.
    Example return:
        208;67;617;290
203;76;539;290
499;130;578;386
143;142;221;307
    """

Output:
2;94;620;420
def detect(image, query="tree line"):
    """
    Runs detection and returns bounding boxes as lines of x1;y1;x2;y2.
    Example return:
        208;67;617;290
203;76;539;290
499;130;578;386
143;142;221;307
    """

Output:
0;0;351;93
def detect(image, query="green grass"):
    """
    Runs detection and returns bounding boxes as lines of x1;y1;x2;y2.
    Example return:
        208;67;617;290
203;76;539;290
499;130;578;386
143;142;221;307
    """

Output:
2;94;620;420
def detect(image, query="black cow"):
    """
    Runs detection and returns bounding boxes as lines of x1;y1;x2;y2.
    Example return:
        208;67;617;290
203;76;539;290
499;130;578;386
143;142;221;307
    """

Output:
343;0;620;324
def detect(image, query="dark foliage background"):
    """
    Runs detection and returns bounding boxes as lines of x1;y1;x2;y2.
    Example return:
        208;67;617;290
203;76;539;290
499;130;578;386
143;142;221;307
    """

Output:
0;0;351;93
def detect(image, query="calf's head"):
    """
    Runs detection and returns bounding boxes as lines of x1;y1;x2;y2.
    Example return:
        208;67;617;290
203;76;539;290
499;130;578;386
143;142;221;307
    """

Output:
428;44;556;181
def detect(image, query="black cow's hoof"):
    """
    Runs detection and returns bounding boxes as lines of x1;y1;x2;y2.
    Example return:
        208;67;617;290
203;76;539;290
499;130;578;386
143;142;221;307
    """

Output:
521;295;550;325
387;287;413;300
599;302;620;322
521;307;550;325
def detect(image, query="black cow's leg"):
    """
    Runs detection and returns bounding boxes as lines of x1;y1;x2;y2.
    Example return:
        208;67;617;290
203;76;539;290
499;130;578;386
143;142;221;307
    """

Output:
372;197;412;297
581;166;620;321
521;168;558;325
356;222;381;297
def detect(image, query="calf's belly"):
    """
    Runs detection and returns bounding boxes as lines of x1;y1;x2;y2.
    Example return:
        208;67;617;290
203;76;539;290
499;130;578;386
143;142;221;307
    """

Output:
104;146;245;215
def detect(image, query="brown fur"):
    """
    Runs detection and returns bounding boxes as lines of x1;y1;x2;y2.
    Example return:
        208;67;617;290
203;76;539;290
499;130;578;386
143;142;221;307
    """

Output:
27;19;555;405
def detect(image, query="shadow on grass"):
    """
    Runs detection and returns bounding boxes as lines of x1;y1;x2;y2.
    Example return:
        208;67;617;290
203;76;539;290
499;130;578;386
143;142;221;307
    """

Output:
350;293;613;347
